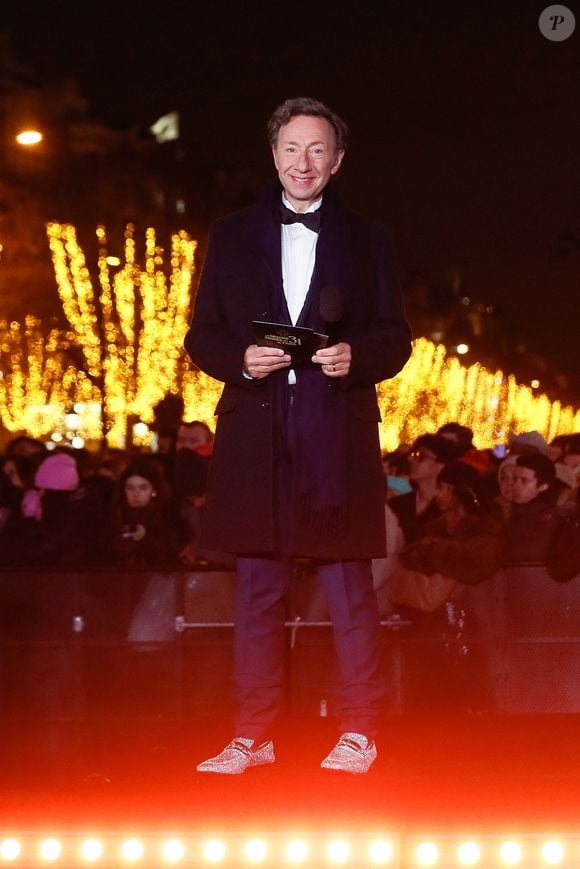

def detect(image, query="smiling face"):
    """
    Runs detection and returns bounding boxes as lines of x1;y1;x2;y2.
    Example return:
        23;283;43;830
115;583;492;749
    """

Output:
272;114;344;212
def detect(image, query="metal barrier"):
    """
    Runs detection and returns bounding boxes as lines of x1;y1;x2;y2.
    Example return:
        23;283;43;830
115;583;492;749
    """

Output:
1;565;579;735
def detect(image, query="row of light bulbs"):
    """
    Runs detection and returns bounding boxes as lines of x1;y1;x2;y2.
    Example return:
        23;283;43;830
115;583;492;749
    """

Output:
0;835;576;866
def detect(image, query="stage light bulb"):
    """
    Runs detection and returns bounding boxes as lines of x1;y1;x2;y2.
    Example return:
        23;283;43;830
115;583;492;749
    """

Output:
541;841;564;864
327;839;350;863
162;840;185;862
80;839;103;861
244;839;268;862
203;840;226;862
458;842;481;865
369;839;393;863
499;842;522;864
416;842;439;865
0;839;21;861
40;839;62;861
121;839;144;862
286;840;309;863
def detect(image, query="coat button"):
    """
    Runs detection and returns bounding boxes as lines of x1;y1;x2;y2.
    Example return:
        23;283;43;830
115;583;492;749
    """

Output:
260;401;270;409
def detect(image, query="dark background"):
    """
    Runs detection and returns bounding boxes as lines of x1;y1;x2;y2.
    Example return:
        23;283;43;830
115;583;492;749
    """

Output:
2;2;579;400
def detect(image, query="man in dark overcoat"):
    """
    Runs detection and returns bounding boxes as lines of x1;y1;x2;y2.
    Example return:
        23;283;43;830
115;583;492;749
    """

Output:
185;96;412;774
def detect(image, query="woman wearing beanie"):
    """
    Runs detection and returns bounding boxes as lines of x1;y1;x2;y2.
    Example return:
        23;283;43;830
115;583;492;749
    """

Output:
0;449;95;568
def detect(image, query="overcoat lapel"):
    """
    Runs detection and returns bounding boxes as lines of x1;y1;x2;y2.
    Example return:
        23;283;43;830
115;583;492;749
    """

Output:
297;187;352;330
245;184;291;323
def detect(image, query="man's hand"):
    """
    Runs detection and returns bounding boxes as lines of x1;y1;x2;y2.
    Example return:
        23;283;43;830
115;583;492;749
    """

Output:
244;344;291;379
312;342;352;377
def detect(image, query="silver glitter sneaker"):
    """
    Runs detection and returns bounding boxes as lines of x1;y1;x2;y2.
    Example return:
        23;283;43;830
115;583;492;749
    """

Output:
320;732;377;774
196;738;275;774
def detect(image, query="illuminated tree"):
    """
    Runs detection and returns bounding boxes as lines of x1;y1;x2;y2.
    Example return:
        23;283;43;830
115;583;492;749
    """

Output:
1;220;571;451
0;316;99;440
47;222;196;446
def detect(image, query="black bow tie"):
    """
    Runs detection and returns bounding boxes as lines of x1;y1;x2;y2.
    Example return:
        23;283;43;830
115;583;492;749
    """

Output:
279;202;322;233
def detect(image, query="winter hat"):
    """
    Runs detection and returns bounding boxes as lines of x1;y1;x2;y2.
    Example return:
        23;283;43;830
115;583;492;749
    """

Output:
508;430;549;456
497;455;518;481
34;452;79;491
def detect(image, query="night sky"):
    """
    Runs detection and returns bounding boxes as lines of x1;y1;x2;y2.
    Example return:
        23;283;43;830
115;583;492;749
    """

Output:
3;2;579;398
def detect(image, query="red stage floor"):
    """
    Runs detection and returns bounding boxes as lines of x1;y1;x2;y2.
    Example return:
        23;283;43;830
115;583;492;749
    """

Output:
2;715;580;834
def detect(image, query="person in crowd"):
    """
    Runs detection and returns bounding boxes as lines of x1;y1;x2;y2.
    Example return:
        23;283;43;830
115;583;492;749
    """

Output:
398;461;501;585
184;96;412;775
502;453;561;565
172;420;213;505
553;462;577;518
0;454;44;533
437;421;490;476
391;460;502;711
169;419;233;567
382;447;412;500
372;434;455;616
493;455;518;521
155;427;178;456
389;433;456;543
0;450;96;568
562;434;580;485
548;433;573;464
102;457;188;569
4;435;47;459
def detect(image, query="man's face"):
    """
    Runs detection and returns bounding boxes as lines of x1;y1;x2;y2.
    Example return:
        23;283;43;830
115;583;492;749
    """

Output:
511;467;547;504
272;115;344;212
176;424;211;451
408;447;442;483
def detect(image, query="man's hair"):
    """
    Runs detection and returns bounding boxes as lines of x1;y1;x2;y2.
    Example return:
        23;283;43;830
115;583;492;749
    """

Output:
178;419;214;442
516;454;556;488
267;97;348;153
437;422;474;455
413;433;456;464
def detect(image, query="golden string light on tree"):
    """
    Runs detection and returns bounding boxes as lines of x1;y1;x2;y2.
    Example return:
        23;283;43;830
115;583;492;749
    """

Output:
182;337;580;449
0;316;99;439
46;222;197;446
4;219;572;451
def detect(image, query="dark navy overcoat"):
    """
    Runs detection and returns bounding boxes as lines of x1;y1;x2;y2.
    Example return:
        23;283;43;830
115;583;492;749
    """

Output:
184;182;412;560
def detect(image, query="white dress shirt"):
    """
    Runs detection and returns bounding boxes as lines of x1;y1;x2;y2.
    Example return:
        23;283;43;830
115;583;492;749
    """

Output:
281;194;322;383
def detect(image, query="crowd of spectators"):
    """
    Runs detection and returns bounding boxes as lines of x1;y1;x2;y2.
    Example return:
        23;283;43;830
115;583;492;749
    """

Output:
1;422;578;582
0;420;230;571
0;420;579;724
374;425;580;613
